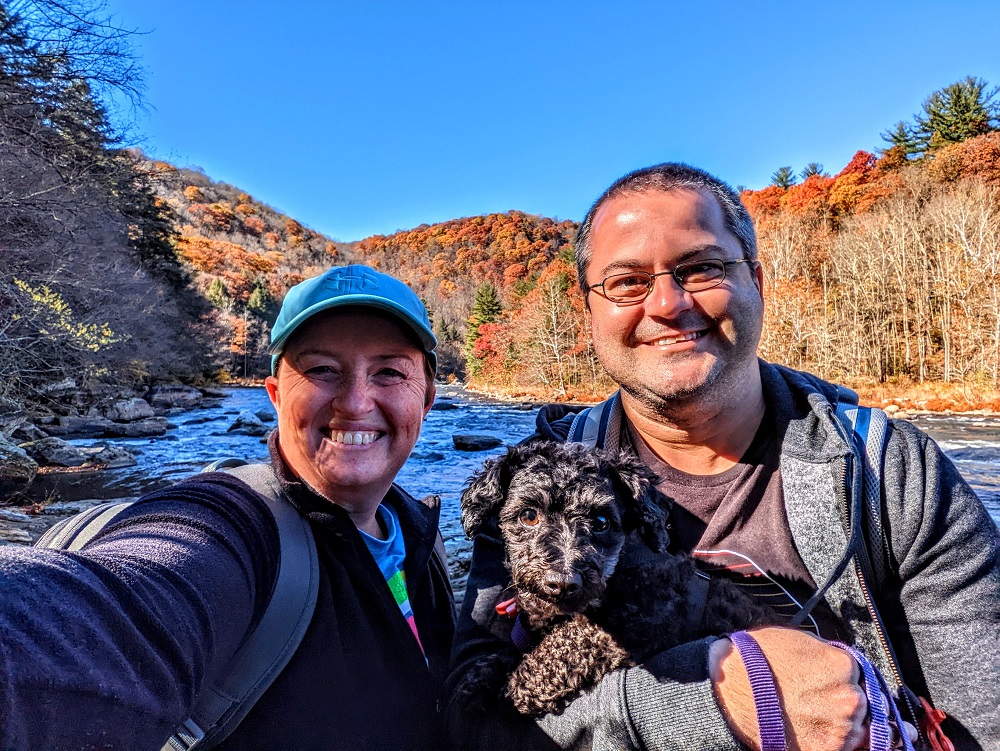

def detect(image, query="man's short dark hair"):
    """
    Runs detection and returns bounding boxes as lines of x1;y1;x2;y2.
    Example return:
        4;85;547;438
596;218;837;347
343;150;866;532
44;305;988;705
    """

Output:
575;163;758;293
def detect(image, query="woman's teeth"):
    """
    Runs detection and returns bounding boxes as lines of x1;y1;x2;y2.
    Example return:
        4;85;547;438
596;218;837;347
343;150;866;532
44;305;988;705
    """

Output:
329;431;378;445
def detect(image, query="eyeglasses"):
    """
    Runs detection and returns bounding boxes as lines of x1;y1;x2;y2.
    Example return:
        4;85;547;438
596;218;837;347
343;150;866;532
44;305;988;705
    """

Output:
586;259;755;303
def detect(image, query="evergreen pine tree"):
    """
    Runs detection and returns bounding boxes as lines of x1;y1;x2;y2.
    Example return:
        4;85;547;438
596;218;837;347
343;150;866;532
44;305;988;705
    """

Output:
913;76;1000;152
464;282;502;377
247;278;279;323
770;166;796;189
800;163;826;180
880;121;922;159
206;278;231;311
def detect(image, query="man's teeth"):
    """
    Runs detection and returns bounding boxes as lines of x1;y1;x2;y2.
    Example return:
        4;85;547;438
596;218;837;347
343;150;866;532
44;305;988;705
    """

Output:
329;431;378;445
651;331;702;346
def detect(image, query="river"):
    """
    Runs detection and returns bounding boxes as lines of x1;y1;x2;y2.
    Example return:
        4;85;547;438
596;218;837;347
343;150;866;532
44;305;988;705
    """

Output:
64;385;1000;572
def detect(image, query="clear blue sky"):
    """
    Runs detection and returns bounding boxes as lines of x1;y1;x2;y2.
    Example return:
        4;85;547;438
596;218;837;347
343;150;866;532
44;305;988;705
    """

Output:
103;1;1000;242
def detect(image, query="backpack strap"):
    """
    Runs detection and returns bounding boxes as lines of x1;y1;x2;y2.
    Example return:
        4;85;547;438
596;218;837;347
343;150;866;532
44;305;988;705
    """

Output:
567;391;622;449
786;392;891;630
163;462;320;750
34;502;135;550
834;394;891;584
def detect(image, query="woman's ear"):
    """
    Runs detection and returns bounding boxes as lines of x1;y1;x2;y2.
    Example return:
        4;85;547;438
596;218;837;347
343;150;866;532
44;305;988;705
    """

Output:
265;375;280;411
423;379;436;415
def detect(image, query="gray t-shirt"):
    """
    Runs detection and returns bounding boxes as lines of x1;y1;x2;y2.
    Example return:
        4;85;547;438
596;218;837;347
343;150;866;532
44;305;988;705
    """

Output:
623;409;846;640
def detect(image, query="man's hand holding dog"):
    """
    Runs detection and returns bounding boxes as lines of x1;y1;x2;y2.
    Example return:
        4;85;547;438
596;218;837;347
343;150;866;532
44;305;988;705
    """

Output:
710;627;870;751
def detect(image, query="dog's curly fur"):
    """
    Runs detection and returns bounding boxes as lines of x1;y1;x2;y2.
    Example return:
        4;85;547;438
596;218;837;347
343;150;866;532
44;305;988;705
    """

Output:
455;441;776;716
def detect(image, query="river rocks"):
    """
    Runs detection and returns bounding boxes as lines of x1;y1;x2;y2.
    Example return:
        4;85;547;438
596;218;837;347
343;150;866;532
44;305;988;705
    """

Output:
199;387;227;399
84;444;137;469
0;498;124;546
431;400;459;411
18;438;135;470
37;378;77;398
47;414;114;436
10;422;48;443
0;527;32;545
145;384;203;411
228;411;269;436
453;433;504;451
254;409;276;423
104;397;155;422
21;437;92;467
0;397;28;438
41;499;108;515
0;436;38;487
103;418;169;438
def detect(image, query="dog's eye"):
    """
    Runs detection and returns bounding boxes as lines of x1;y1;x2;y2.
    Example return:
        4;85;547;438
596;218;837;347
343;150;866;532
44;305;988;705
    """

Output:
592;514;610;532
518;509;540;527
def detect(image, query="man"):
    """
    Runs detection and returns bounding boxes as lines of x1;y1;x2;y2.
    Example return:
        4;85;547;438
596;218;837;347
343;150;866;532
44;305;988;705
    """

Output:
449;164;999;750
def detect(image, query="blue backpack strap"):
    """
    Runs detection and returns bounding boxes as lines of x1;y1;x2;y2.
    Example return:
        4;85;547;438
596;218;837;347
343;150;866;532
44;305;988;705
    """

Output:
567;391;622;449
789;390;891;627
163;462;320;750
835;393;891;584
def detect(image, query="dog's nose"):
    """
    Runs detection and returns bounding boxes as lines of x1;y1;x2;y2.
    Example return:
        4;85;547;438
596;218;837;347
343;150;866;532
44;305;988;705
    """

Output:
541;571;582;598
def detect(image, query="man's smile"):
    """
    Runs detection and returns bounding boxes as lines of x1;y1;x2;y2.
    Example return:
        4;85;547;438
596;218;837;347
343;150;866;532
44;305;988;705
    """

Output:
637;329;710;348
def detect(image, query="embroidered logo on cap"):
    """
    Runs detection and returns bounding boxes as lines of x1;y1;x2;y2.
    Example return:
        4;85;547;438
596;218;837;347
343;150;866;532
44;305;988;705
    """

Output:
323;267;380;292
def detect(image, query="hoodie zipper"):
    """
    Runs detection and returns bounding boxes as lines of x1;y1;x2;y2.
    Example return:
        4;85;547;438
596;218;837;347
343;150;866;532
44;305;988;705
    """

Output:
840;441;922;734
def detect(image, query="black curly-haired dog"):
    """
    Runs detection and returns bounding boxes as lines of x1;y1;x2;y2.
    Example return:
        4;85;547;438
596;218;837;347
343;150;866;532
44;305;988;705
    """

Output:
456;440;776;716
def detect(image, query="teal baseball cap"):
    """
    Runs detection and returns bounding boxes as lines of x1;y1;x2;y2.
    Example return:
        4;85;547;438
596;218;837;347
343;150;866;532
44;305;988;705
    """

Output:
269;264;437;374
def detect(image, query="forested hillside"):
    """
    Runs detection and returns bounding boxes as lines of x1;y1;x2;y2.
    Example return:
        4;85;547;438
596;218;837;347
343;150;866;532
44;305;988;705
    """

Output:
0;0;213;404
149;162;353;378
3;0;999;413
0;0;350;407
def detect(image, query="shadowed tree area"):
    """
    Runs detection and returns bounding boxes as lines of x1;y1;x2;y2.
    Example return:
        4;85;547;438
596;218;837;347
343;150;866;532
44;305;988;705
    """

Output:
0;0;223;403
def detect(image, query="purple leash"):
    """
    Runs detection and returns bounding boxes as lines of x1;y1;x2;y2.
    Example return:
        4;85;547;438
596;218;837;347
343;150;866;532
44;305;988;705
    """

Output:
728;631;914;751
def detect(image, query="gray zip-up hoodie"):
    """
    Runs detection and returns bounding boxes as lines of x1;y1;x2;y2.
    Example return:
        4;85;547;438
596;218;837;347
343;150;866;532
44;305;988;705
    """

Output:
447;361;999;750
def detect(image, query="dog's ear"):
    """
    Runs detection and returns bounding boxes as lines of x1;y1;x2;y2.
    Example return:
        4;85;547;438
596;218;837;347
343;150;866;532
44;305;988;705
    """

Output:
460;444;530;538
605;451;672;553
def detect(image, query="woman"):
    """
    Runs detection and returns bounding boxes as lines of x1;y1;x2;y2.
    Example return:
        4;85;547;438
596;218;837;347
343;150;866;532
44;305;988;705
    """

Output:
0;265;454;750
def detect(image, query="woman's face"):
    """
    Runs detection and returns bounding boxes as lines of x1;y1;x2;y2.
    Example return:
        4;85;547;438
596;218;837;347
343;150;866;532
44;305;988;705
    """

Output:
265;308;434;511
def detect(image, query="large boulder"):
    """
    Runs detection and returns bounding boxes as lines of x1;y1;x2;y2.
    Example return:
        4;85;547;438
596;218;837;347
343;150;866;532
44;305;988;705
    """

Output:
228;411;269;437
0;435;38;488
10;422;48;443
103;418;169;438
47;414;113;437
20;437;92;467
0;397;27;438
145;384;203;411
104;397;155;423
452;433;504;451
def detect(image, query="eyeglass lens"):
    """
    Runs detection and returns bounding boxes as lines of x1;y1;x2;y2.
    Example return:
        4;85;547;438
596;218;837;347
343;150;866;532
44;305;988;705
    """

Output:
602;260;727;300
